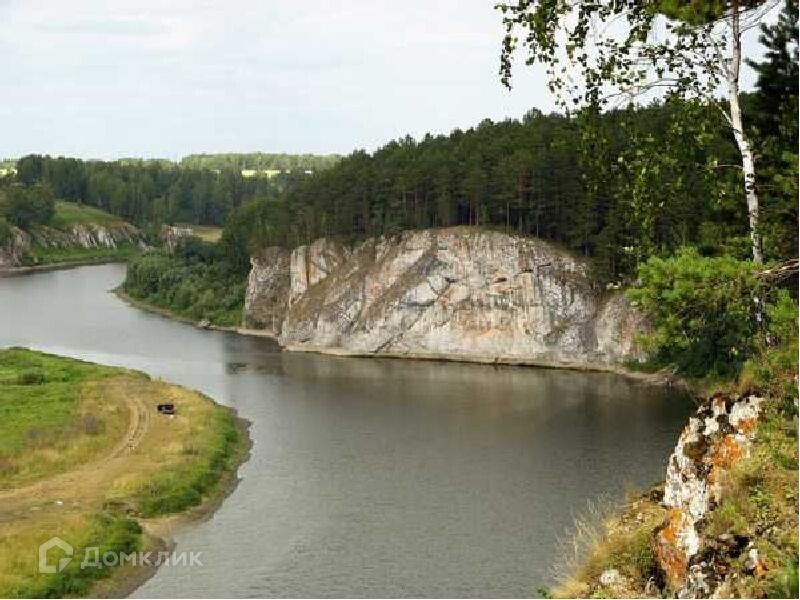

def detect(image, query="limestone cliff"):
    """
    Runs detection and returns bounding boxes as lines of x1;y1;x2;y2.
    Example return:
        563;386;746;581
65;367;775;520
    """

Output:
0;222;144;270
244;228;647;367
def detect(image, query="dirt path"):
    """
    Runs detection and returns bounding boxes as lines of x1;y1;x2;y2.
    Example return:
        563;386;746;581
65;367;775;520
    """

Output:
0;378;152;522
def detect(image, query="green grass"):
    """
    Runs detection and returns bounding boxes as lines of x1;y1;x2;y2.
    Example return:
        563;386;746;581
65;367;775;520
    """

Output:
28;243;139;266
134;409;243;516
8;513;143;599
0;349;247;598
50;202;124;228
0;349;118;456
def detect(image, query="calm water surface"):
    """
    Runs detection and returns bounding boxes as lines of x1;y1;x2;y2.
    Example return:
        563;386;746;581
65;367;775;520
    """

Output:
0;264;692;598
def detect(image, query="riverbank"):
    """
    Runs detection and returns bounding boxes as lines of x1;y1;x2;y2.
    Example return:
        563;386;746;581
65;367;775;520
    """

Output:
283;343;688;388
0;348;251;598
113;286;277;339
0;255;131;278
117;285;683;387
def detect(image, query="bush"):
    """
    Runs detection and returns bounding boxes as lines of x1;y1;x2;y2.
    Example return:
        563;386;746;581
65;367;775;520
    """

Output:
739;289;799;401
628;247;762;377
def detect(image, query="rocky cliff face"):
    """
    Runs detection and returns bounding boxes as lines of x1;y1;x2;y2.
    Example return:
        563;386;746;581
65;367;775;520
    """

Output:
244;228;647;367
0;222;144;270
0;228;32;269
655;393;764;597
573;391;771;599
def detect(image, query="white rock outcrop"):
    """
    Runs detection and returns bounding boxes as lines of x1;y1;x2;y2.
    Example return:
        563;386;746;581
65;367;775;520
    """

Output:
655;393;764;597
0;222;144;271
244;228;648;367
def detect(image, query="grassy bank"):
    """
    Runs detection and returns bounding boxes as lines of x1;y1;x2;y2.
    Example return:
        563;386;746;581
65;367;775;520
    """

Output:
0;348;249;598
28;242;139;266
50;201;126;228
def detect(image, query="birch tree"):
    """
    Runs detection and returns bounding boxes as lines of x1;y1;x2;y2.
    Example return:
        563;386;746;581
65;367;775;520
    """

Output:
497;0;782;262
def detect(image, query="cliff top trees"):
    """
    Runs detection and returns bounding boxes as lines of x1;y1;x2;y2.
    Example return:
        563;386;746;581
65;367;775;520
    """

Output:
497;0;783;262
2;185;55;229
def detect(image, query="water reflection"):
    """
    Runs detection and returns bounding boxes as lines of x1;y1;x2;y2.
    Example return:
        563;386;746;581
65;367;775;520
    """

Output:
0;265;692;598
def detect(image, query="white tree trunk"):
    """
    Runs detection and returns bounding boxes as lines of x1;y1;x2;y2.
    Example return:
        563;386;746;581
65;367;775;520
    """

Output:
728;1;763;263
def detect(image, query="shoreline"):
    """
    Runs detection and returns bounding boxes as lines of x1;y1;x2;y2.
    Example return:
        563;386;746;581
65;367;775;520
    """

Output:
102;410;252;598
282;344;688;389
113;287;278;339
0;347;253;599
0;256;130;278
115;285;684;390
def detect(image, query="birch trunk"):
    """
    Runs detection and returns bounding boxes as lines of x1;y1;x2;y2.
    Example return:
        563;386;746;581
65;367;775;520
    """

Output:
728;0;764;263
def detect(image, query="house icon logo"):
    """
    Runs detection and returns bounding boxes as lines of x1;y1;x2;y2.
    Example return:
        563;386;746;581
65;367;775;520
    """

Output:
38;537;73;574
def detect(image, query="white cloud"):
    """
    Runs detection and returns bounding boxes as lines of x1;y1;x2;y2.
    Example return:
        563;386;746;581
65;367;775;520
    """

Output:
0;0;774;159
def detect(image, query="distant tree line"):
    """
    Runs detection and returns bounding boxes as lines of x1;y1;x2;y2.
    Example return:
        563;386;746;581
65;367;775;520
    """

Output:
10;155;307;228
219;1;796;282
221;100;795;281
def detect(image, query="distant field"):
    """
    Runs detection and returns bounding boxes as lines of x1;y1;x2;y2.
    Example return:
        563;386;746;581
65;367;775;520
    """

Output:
176;223;223;243
51;201;124;228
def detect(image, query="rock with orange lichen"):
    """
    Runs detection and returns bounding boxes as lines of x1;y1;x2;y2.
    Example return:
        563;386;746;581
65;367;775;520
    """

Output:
654;393;764;597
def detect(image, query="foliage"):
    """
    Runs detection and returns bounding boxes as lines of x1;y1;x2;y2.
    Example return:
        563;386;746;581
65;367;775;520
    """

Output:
0;218;12;245
627;248;763;376
124;240;246;327
495;0;779;263
746;0;799;260
495;0;770;108
220;196;292;273
1;185;55;229
739;289;799;400
219;98;789;282
11;154;300;228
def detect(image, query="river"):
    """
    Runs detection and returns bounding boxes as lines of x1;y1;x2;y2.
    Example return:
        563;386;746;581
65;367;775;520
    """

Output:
0;264;692;597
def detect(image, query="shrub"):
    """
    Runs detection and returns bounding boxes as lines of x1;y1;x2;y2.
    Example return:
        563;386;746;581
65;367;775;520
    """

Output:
739;289;799;401
628;247;762;377
123;250;245;327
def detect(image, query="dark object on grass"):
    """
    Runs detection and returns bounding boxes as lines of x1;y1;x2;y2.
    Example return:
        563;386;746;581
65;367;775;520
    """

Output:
17;370;45;385
157;403;176;415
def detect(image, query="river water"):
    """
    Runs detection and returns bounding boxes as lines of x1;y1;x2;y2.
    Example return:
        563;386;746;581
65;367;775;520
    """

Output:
0;264;692;597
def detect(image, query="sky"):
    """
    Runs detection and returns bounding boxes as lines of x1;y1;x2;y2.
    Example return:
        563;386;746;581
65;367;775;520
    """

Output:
0;0;774;160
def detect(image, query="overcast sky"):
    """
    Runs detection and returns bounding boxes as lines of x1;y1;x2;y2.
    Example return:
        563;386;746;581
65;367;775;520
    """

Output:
1;1;772;160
